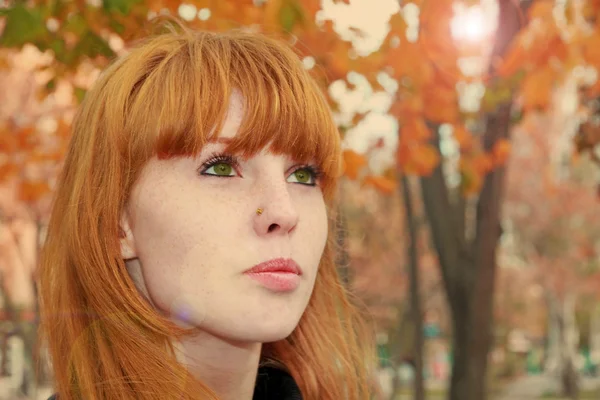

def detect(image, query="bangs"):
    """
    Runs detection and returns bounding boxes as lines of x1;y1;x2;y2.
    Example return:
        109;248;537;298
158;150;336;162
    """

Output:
119;30;341;185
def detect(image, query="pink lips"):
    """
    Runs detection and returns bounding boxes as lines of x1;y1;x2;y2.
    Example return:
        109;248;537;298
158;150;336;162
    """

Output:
244;258;302;292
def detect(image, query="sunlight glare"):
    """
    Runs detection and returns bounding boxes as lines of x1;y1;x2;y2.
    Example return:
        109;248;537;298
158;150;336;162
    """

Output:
451;5;487;42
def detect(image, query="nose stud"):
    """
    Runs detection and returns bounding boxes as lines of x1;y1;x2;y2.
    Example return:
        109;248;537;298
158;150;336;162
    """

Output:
256;208;264;216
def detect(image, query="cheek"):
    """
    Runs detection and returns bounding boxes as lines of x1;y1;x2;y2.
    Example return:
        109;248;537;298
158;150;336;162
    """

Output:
296;197;329;265
129;189;241;305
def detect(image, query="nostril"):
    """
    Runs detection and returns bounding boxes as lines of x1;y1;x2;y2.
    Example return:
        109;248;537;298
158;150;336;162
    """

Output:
267;224;279;233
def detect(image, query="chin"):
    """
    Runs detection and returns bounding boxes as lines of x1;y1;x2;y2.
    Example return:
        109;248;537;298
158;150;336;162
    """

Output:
230;318;301;344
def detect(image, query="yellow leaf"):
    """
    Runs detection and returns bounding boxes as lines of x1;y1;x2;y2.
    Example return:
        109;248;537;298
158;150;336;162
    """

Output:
363;175;397;194
342;149;367;180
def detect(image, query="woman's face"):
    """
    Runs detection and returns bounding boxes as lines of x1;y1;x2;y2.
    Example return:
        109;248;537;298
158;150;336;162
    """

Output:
120;93;328;343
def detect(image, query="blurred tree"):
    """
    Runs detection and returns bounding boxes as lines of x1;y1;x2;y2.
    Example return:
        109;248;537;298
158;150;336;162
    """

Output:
504;109;600;398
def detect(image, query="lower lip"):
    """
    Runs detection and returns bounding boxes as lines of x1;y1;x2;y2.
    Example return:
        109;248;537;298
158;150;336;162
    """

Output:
245;272;300;292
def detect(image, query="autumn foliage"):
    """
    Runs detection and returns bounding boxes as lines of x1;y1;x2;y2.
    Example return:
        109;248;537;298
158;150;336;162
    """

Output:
1;0;600;204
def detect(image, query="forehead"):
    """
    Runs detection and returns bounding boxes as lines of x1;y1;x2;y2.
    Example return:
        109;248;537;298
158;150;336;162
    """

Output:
217;92;244;141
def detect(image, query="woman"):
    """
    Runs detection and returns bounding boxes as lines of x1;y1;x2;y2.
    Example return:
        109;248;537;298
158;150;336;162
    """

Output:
37;23;375;400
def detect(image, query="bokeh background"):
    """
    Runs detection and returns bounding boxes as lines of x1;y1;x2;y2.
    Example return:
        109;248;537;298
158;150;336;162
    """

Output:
2;0;600;399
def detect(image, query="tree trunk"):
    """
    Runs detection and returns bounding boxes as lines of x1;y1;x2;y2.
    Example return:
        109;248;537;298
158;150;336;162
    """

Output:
418;2;526;400
401;175;425;400
559;294;580;399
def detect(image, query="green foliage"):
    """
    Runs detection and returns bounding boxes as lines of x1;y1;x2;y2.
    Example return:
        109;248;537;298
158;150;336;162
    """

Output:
279;0;304;32
103;0;141;15
0;1;137;70
0;4;47;47
74;87;87;104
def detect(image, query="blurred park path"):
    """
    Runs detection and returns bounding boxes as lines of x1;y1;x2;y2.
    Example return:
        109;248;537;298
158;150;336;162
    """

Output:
496;374;556;399
495;374;600;400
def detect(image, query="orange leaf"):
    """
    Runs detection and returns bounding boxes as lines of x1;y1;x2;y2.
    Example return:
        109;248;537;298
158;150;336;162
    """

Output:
492;139;511;166
521;66;556;111
527;0;554;20
400;118;431;141
582;31;600;67
56;119;72;140
471;153;494;175
326;41;353;80
263;0;283;31
387;12;408;34
397;141;411;166
401;144;440;176
419;0;454;46
390;95;423;120
300;0;322;17
423;83;458;123
386;41;434;88
413;144;440;175
19;181;50;203
545;35;569;64
16;126;37;150
0;163;19;181
0;132;18;153
363;175;397;194
453;125;474;151
342;149;367;180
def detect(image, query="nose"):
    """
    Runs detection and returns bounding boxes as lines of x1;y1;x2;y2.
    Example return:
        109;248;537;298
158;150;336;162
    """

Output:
253;179;299;236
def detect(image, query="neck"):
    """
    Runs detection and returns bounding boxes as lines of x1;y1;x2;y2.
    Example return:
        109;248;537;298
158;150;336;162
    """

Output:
173;331;262;400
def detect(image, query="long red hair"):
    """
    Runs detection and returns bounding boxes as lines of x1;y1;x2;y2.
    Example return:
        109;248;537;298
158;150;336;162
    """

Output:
37;25;375;400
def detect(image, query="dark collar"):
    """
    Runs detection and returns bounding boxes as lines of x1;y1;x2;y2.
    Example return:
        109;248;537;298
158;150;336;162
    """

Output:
47;365;302;400
253;366;303;400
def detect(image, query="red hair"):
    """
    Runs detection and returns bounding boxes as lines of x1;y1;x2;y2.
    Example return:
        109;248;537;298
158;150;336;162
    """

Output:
37;26;375;400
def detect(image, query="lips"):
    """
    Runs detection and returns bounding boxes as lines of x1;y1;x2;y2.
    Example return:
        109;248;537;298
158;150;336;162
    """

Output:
244;258;302;275
244;258;302;292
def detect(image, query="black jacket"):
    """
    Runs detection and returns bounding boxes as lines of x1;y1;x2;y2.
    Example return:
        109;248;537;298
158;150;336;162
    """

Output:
47;366;302;400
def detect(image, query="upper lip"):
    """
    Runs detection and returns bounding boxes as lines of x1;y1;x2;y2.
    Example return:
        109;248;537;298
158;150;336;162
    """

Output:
244;258;302;275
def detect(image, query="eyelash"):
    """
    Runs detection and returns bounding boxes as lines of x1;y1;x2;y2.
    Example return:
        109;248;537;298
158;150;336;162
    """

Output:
200;153;240;176
199;152;323;186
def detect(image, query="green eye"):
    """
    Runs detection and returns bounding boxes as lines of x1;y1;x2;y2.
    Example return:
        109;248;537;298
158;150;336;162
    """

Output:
294;169;312;184
287;167;317;185
207;163;234;176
